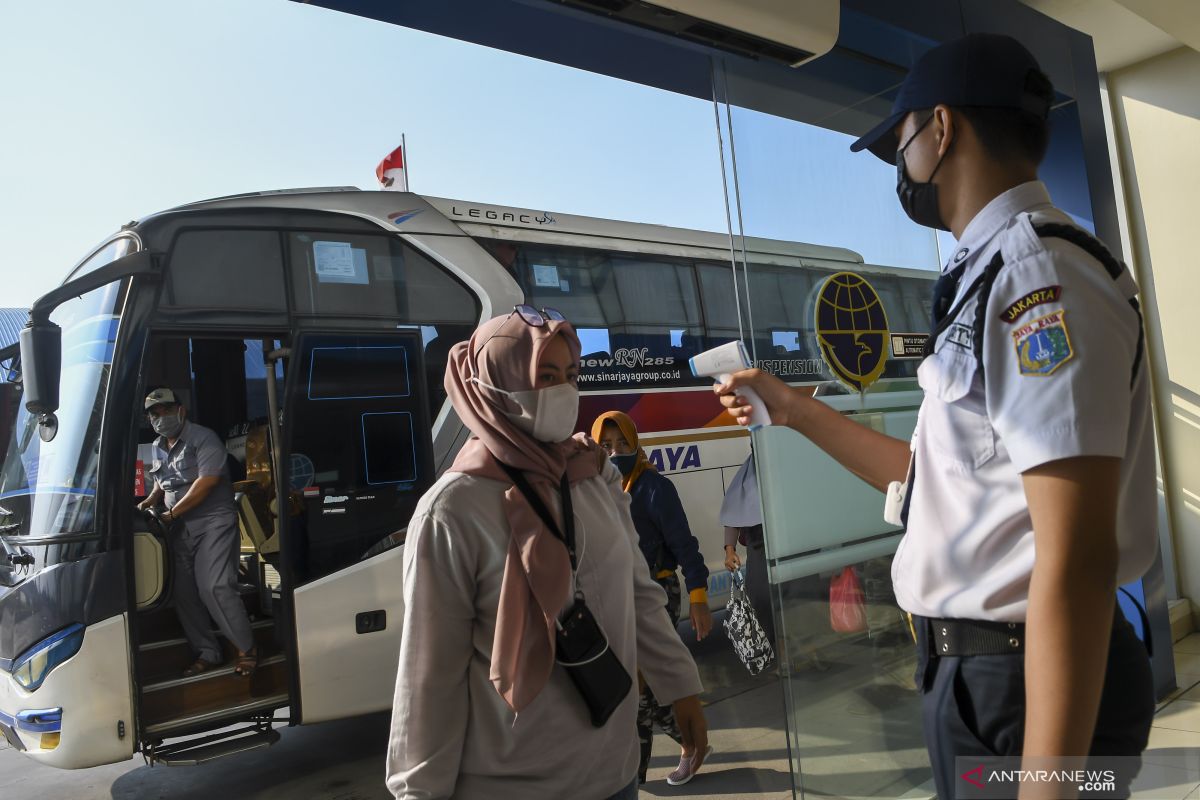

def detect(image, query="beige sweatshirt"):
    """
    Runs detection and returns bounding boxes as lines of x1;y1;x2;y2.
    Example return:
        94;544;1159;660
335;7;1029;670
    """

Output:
385;461;704;800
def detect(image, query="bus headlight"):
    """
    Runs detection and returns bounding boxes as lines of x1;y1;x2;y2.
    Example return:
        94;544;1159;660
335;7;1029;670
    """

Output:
11;625;84;692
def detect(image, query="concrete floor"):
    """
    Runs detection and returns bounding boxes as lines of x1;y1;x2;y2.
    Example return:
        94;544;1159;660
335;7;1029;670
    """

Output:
0;610;795;800
5;629;1200;799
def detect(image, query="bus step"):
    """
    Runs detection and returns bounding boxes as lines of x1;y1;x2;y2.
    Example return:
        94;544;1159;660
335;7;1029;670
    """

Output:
143;694;289;737
140;618;274;652
153;726;280;766
142;653;287;694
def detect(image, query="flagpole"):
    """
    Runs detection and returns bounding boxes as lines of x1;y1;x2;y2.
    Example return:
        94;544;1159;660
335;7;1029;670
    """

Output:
402;132;409;191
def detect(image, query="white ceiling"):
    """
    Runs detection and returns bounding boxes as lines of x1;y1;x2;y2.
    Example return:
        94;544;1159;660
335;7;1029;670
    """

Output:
1018;0;1198;71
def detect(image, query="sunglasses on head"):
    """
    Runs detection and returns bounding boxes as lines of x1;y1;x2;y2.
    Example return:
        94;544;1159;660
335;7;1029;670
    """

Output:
513;305;565;326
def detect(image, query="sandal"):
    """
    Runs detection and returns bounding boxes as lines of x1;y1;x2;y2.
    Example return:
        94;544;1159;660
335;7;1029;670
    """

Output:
182;657;220;677
234;647;258;677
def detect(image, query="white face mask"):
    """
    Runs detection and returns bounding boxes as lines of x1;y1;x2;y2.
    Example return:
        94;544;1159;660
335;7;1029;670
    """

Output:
472;378;580;443
151;409;185;439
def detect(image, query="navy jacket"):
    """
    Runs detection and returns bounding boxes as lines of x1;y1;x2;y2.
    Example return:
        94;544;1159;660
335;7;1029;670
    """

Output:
627;469;709;594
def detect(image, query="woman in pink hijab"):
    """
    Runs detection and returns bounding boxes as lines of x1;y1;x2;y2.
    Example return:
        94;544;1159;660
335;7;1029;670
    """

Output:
386;307;707;800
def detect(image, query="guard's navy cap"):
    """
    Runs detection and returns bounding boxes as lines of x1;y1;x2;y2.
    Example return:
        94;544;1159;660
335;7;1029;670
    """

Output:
850;33;1051;165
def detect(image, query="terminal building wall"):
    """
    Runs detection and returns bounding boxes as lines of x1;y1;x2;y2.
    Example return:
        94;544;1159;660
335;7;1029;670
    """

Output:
1106;44;1200;627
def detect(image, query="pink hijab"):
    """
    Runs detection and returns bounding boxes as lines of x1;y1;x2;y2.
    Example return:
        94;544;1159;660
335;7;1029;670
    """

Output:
444;312;601;712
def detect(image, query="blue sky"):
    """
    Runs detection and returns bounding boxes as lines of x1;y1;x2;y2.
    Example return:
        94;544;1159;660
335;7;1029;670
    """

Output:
0;0;940;309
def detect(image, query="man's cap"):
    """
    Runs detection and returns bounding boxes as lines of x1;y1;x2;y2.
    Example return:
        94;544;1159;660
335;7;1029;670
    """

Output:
850;33;1051;164
144;388;179;410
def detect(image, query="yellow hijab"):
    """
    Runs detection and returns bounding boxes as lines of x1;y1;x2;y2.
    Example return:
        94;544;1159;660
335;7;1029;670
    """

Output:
591;410;654;492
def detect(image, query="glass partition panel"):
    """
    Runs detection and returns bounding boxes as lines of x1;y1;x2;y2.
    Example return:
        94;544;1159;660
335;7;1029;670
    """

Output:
711;33;944;800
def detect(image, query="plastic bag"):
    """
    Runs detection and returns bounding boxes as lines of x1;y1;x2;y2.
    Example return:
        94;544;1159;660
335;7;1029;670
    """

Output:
829;566;867;633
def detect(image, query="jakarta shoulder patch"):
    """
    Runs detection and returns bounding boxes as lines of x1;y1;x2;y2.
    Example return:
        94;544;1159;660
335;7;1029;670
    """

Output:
999;285;1062;324
1012;310;1073;376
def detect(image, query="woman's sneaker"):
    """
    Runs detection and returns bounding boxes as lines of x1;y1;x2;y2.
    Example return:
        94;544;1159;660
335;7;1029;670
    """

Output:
666;744;714;786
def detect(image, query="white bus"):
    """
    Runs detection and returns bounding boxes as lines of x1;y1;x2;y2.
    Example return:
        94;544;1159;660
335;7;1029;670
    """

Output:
0;188;932;769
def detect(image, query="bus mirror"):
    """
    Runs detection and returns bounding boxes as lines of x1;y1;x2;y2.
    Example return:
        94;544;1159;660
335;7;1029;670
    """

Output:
19;319;62;423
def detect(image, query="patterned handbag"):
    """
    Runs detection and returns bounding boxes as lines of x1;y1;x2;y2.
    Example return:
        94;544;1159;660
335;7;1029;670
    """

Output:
723;568;775;676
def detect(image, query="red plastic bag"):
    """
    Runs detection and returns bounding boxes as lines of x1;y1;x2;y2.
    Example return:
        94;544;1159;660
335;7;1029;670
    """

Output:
830;567;867;633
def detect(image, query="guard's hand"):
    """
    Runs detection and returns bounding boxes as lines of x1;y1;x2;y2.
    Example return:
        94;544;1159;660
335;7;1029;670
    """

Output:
690;602;714;641
724;545;741;572
672;695;709;764
714;368;795;428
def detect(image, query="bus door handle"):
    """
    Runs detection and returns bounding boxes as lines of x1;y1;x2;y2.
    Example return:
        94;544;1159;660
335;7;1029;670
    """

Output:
356;610;386;634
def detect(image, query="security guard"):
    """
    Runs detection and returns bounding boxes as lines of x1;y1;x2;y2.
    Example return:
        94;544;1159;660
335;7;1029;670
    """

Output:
136;388;257;677
715;34;1156;798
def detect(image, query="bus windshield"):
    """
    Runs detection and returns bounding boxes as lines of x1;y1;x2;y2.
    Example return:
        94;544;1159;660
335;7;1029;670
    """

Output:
0;282;124;539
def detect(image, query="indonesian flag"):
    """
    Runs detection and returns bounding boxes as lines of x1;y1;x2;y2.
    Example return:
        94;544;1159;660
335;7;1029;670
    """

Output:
376;145;407;191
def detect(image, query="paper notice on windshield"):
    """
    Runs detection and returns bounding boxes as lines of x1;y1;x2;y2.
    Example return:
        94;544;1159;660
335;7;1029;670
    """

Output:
313;241;369;285
533;264;560;288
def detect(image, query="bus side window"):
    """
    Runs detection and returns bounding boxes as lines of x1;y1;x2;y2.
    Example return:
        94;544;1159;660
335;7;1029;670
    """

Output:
166;230;288;311
287;233;479;324
499;239;705;388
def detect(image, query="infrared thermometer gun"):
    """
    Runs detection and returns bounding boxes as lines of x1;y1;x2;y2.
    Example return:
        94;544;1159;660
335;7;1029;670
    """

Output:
689;341;772;431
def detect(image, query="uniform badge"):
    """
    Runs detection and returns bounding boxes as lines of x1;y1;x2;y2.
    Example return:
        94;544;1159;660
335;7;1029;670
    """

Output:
945;323;973;350
1012;310;1073;376
998;285;1062;324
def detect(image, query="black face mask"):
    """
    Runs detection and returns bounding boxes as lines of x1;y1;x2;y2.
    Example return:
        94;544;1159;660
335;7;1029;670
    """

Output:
610;453;638;476
896;114;952;232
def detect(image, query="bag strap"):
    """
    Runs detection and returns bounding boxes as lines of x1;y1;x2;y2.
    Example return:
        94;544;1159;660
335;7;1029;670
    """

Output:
1029;223;1145;387
925;219;1144;389
494;459;577;573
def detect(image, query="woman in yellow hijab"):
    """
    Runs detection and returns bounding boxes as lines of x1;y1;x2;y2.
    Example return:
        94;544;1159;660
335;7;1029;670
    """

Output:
591;410;714;786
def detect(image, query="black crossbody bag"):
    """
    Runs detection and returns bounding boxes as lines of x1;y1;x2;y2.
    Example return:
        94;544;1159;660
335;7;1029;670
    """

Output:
495;460;633;727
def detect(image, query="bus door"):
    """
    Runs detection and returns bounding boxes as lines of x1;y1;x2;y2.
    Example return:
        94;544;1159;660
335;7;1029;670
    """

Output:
281;331;434;724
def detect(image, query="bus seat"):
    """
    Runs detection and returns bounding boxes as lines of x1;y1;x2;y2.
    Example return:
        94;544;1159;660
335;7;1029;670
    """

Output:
234;484;280;560
133;530;166;609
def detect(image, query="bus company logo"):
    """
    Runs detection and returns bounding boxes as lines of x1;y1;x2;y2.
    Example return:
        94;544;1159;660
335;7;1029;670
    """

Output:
448;205;557;226
387;209;423;225
612;348;675;369
647;445;701;472
814;271;890;393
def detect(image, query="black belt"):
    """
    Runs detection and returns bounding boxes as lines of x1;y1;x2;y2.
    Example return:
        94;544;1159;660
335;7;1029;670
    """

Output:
919;616;1026;657
919;612;1128;658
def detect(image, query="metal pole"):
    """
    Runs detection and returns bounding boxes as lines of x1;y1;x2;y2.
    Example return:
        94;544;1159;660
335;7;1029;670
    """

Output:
402;132;409;191
262;341;291;538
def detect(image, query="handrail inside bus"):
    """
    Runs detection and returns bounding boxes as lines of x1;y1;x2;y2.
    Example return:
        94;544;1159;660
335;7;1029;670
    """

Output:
1;532;102;547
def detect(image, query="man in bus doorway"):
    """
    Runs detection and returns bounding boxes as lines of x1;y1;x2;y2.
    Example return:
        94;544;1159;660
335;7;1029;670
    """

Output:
714;33;1155;798
136;388;258;678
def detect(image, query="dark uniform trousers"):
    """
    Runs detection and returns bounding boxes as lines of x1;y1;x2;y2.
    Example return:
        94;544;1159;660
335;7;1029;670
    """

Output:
916;615;1155;799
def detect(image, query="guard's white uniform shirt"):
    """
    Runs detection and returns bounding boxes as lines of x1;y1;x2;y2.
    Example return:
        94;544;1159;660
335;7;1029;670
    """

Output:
892;181;1157;622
